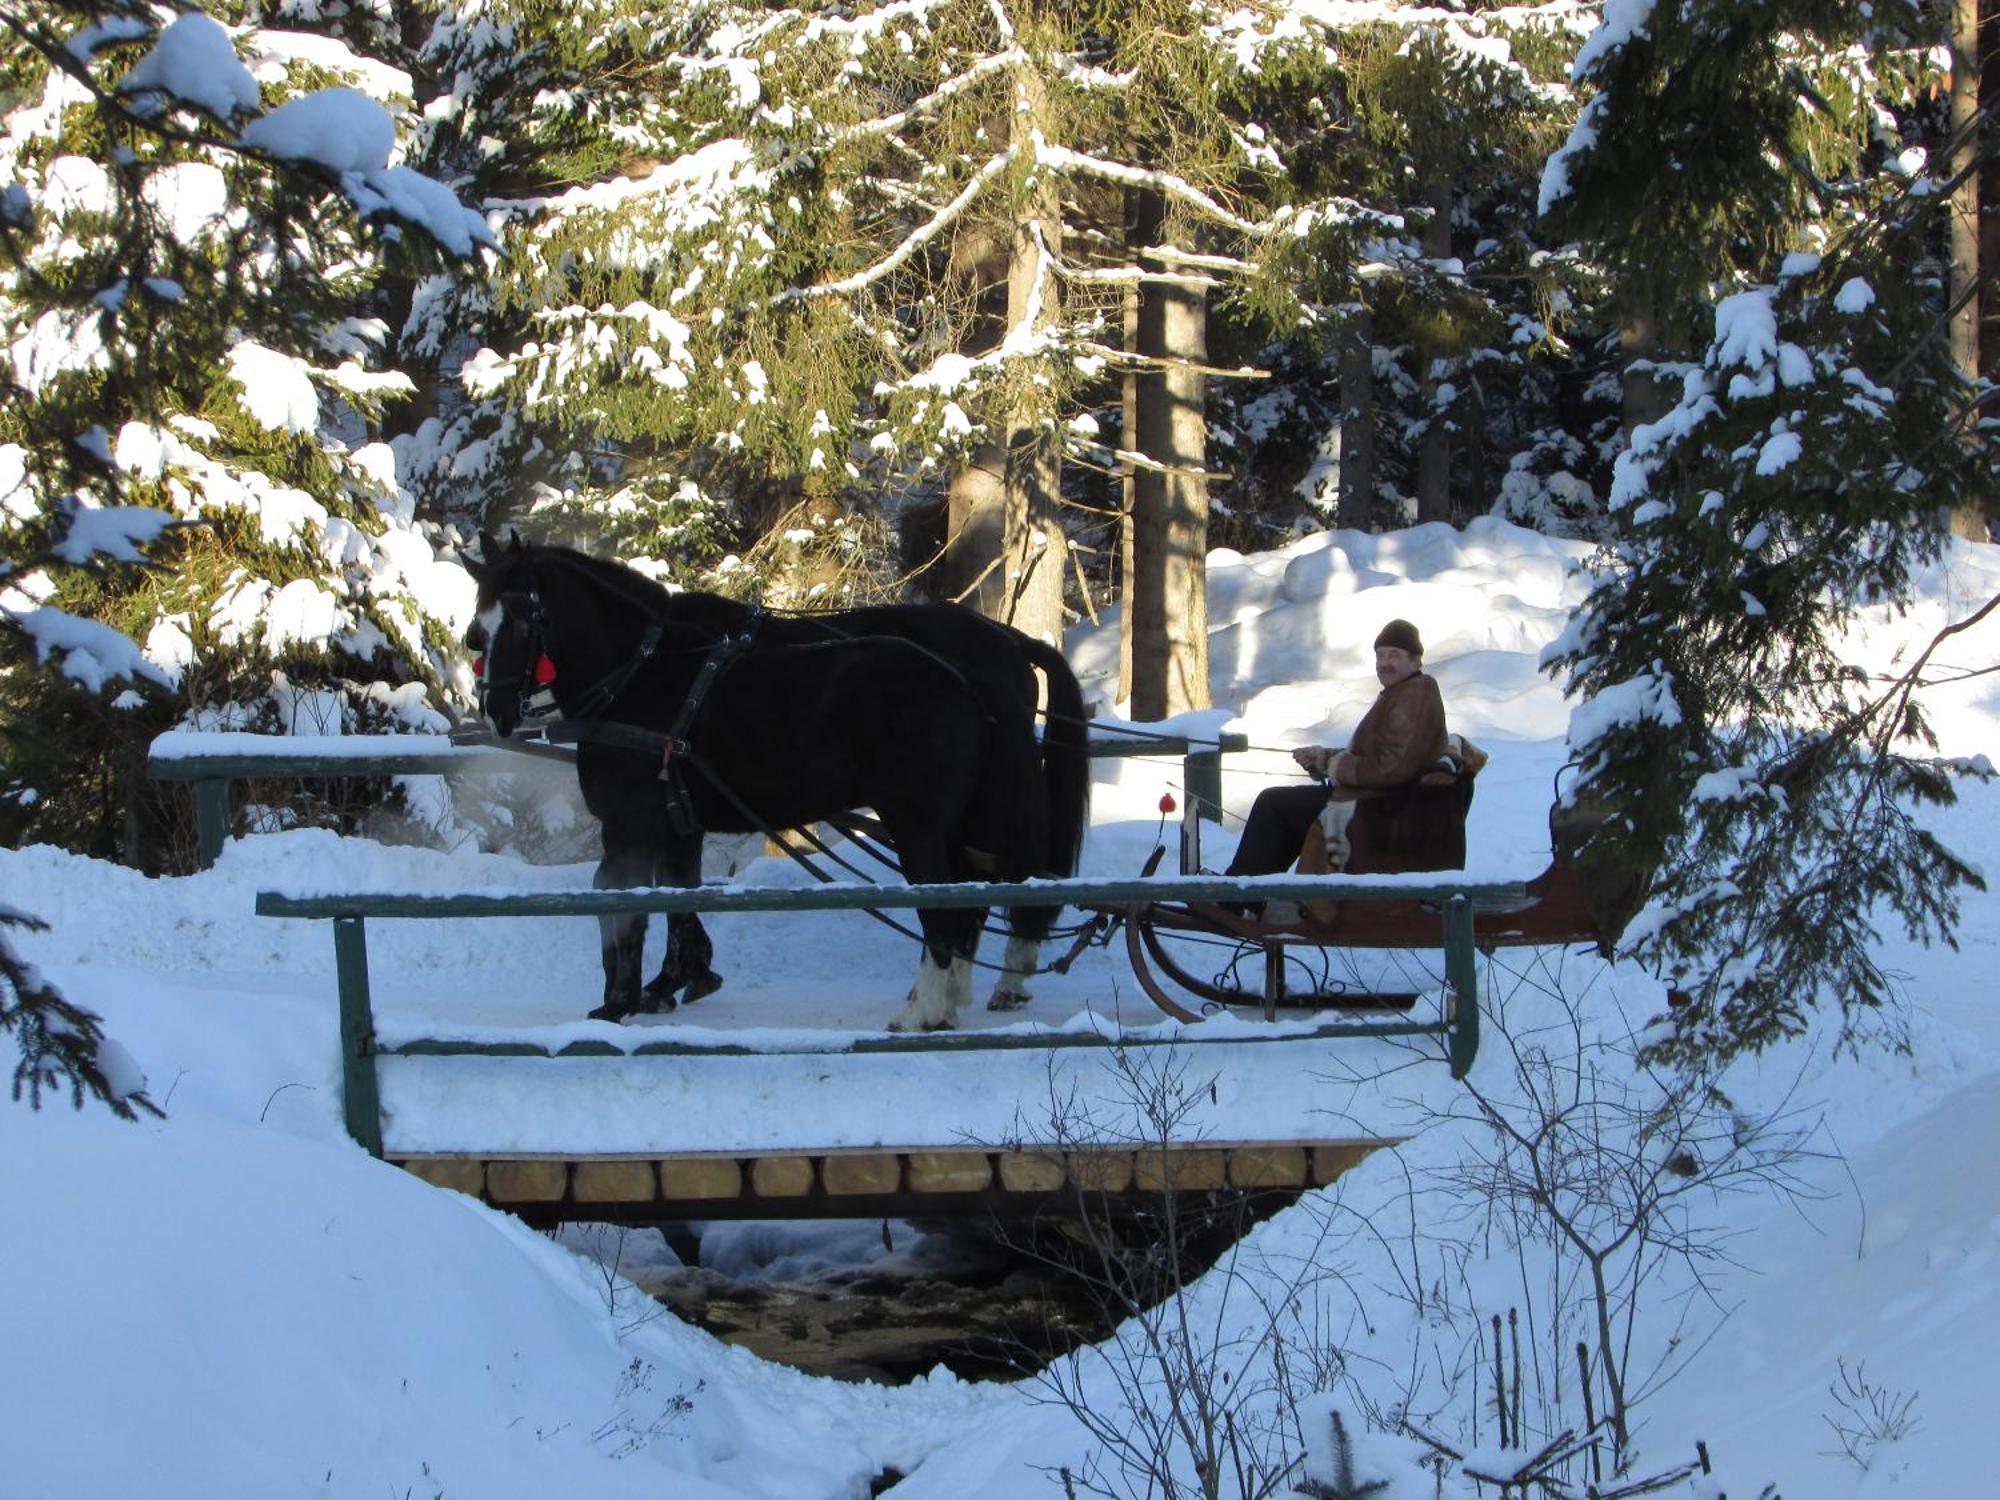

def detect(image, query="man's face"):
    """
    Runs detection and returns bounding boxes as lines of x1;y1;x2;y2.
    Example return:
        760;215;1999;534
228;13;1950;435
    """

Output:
1374;645;1420;688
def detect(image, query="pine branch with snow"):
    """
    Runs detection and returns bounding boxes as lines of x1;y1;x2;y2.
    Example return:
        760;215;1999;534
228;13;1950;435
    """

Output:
2;2;488;863
1;904;158;1120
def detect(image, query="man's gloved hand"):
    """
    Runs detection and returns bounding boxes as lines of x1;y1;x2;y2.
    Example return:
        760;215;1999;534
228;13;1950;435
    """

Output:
1291;745;1335;778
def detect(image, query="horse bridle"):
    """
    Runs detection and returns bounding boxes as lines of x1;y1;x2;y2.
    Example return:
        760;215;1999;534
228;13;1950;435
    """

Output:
478;585;674;732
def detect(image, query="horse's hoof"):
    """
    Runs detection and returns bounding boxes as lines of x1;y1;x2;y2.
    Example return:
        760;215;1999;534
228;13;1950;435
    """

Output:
680;972;723;1005
985;992;1030;1012
589;1002;633;1023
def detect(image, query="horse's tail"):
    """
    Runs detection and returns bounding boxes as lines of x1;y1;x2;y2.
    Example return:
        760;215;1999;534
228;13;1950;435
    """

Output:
1003;637;1089;945
1019;638;1090;878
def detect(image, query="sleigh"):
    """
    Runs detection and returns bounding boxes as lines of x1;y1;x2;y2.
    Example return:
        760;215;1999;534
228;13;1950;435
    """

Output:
1100;775;1650;1026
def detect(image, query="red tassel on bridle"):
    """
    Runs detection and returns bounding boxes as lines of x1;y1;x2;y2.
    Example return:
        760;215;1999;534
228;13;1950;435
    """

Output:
534;655;557;686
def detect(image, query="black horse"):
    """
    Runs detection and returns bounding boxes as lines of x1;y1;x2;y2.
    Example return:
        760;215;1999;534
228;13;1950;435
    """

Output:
464;534;1090;1029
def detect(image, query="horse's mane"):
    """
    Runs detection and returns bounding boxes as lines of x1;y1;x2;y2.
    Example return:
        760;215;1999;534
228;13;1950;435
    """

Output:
524;544;669;613
530;545;730;627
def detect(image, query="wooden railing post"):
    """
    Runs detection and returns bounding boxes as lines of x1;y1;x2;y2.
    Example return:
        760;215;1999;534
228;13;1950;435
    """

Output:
1442;894;1479;1078
1181;747;1220;872
332;916;385;1156
192;778;228;870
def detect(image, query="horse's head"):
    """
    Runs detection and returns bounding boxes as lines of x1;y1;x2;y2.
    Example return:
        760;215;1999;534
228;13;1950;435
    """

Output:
463;530;557;737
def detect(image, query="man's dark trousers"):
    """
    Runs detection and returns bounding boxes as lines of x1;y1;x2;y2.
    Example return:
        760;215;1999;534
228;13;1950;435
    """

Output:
1224;784;1330;876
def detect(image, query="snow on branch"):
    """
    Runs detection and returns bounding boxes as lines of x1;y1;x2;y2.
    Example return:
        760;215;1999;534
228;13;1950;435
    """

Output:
1072;342;1273;382
4;605;177;694
1033;137;1402;242
1043;236;1235;291
1033;138;1271;237
1066;437;1233;482
25;9;497;257
49;507;180;566
827;46;1027;144
778;146;1017;303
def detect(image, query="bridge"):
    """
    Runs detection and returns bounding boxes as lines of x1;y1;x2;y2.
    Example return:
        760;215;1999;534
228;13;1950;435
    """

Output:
256;873;1516;1227
153;729;1514;1229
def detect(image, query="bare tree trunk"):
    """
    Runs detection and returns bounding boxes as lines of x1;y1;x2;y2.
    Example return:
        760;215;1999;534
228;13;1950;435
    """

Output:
947;445;1008;614
1415;174;1454;526
1337;307;1375;530
1001;66;1067;645
1620;309;1667;437
1981;0;2000;379
1128;192;1211;720
944;225;1011;614
1948;0;1988;540
1118;266;1139;701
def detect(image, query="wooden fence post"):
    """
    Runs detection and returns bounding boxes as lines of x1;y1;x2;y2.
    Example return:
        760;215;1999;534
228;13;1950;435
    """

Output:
332;916;385;1156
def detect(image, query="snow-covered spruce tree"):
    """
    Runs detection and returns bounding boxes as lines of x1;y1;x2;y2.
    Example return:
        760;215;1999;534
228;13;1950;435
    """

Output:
1339;9;1585;530
1544;220;1997;1066
1536;0;1997;1065
455;0;787;583
1539;0;1942;428
1;3;494;866
383;0;643;533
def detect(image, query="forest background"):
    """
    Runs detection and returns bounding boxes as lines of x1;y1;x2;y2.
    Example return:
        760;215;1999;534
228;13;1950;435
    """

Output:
5;0;2000;1092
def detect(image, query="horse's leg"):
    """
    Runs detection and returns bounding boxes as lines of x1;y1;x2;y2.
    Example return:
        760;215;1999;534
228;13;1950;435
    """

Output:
985;925;1040;1011
889;946;960;1033
645;913;723;1008
888;905;981;1032
642;834;723;1009
590;835;653;1022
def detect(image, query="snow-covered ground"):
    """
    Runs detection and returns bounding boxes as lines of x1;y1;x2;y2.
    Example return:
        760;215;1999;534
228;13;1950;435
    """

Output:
5;517;1998;1497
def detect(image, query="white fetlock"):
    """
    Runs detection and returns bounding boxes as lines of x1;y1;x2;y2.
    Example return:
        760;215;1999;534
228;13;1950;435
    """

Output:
889;954;958;1032
943;954;974;1024
985;933;1038;1011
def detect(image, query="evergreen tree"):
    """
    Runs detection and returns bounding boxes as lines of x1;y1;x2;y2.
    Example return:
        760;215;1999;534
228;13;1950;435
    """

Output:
1539;0;1939;425
1543;22;2000;1063
1;2;494;866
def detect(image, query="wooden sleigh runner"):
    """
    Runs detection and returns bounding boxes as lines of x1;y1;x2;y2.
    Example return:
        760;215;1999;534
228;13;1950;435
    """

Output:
1105;767;1652;1025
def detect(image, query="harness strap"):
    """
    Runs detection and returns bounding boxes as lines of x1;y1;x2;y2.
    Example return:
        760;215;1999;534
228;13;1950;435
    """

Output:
564;622;664;723
657;607;763;837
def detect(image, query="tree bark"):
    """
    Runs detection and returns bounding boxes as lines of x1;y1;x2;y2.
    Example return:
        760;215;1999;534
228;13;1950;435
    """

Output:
934;219;1013;612
1415;173;1455;526
1981;0;2000;380
1118;264;1139;700
1619;308;1667;437
1338;306;1376;530
946;444;1008;614
1000;65;1067;645
1127;191;1211;720
1947;0;1988;540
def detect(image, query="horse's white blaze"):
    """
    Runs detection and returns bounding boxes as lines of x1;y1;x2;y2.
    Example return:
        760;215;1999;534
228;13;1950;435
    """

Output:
985;932;1038;1010
475;603;505;665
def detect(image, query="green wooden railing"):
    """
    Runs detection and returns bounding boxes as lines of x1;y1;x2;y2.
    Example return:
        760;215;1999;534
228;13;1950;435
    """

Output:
150;727;1248;871
257;873;1520;1154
